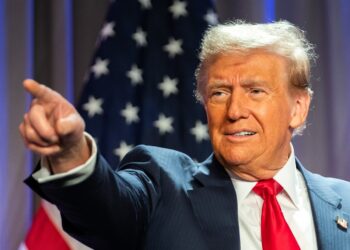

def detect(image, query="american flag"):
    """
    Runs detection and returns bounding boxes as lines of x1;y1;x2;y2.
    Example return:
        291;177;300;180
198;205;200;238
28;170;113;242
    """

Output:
77;0;218;167
23;1;218;249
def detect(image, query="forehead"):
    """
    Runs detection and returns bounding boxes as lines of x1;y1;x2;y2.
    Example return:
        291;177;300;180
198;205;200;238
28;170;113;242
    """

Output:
206;50;289;84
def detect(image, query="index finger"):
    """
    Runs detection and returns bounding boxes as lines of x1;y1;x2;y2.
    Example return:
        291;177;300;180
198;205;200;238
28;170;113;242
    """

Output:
23;79;60;102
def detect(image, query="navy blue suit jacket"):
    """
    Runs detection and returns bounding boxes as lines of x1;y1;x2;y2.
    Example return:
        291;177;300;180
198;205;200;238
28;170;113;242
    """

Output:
25;145;350;250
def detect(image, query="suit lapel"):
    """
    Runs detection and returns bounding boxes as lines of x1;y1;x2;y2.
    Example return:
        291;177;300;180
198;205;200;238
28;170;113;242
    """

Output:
187;155;240;250
187;156;350;250
298;159;350;250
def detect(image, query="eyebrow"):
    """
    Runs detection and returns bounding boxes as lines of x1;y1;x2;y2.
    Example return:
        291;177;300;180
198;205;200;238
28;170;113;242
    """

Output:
206;81;232;92
207;79;269;89
240;79;269;87
207;81;231;87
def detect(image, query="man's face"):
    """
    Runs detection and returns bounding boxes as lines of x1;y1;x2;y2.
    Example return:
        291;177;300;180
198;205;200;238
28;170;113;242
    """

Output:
203;51;310;180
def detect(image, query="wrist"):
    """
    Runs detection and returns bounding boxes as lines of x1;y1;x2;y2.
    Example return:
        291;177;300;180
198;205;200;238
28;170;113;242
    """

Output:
48;135;91;174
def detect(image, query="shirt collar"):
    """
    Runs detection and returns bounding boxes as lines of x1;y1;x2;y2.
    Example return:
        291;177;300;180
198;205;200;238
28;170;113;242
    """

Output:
229;144;301;208
273;144;301;208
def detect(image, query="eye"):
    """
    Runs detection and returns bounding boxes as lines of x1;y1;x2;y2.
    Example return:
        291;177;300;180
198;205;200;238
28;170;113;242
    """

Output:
208;89;230;103
212;91;225;96
250;88;266;95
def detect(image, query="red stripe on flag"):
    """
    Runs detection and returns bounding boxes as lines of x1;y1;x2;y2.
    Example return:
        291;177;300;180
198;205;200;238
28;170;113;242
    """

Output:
25;205;71;250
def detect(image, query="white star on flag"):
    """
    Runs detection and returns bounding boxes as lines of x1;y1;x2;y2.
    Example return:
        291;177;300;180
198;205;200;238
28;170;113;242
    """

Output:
126;64;143;85
121;102;140;124
114;141;134;160
204;10;218;25
158;76;178;97
190;121;209;142
154;113;174;135
132;27;147;47
100;22;115;40
91;58;109;78
163;38;183;58
169;0;187;19
82;96;104;118
138;0;152;9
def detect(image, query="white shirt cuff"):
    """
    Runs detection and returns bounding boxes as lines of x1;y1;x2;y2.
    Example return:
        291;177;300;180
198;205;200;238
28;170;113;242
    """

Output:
32;132;97;185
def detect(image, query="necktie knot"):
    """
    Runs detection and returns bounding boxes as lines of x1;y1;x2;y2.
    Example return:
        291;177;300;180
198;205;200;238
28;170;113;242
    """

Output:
253;179;283;199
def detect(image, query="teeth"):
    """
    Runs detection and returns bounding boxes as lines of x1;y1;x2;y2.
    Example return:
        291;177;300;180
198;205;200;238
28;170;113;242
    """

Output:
234;131;256;136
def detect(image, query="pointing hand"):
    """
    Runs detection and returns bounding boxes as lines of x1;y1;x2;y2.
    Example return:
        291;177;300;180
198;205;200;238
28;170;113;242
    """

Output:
19;79;90;173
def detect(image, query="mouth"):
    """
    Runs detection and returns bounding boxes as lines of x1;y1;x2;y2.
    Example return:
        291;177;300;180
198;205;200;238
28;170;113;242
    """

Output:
224;130;257;140
232;131;256;136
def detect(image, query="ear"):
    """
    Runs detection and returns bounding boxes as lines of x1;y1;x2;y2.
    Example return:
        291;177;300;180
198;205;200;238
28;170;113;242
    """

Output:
289;92;311;129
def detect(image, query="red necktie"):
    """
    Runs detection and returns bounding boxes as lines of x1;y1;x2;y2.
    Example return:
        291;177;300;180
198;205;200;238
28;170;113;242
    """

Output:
253;179;300;250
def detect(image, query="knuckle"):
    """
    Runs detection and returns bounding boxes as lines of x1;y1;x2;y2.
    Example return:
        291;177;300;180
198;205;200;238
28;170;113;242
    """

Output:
25;127;37;142
24;123;41;140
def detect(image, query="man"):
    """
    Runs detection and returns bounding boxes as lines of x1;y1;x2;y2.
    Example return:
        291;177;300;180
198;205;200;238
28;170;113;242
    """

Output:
21;21;350;250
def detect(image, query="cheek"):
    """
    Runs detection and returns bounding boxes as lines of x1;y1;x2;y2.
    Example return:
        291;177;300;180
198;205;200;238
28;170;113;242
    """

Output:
206;106;226;128
260;106;293;140
262;97;292;121
205;106;226;138
251;103;291;142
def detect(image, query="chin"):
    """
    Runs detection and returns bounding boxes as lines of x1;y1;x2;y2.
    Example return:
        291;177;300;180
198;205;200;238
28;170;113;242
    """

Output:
216;151;252;168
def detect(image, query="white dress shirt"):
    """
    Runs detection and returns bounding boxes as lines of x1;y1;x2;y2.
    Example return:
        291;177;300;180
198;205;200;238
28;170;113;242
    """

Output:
33;136;318;249
230;145;318;250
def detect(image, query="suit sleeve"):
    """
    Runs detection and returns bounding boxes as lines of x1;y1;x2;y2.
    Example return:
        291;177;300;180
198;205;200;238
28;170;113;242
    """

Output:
32;132;97;185
24;145;162;250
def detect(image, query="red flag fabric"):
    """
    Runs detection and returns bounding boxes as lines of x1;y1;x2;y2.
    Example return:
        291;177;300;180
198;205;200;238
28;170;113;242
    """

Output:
23;203;71;250
20;201;92;250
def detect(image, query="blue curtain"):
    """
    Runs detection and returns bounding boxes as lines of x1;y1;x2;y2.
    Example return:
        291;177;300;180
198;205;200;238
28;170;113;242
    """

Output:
0;0;34;249
1;0;350;248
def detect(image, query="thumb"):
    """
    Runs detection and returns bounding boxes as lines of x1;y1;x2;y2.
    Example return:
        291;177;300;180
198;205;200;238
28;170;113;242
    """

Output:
56;113;85;139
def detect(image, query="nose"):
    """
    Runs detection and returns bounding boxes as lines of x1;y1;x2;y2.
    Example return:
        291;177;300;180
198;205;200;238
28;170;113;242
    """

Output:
227;91;249;121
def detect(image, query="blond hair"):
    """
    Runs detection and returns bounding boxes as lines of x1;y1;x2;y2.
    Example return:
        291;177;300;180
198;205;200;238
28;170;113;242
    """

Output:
196;20;316;102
